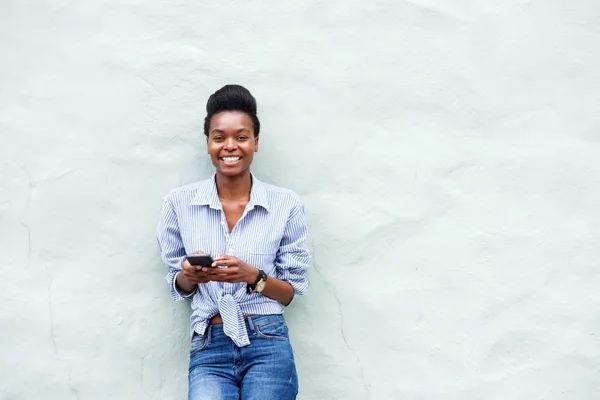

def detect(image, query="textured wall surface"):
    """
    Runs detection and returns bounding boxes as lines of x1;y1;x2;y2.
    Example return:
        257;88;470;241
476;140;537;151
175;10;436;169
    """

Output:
1;1;599;399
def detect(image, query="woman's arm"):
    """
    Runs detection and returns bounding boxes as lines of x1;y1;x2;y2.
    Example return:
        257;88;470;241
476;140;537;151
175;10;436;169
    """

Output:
206;260;296;305
176;253;212;293
157;198;211;299
257;274;295;306
270;199;310;304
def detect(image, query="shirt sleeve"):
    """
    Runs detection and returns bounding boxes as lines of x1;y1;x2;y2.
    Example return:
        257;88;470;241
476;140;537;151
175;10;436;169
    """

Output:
157;196;197;301
275;197;310;304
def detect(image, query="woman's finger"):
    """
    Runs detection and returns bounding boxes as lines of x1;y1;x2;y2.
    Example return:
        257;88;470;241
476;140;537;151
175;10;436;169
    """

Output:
210;269;236;277
212;259;236;267
208;275;229;282
212;261;225;267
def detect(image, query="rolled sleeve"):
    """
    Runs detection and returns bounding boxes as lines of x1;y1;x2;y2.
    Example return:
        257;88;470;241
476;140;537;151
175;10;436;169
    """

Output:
157;197;195;302
170;271;197;300
275;199;310;304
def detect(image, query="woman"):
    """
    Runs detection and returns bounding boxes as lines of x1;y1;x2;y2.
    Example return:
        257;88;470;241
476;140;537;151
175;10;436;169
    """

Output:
157;84;310;400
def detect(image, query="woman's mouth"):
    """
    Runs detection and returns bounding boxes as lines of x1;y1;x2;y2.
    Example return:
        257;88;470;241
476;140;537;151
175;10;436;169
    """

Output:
220;156;241;164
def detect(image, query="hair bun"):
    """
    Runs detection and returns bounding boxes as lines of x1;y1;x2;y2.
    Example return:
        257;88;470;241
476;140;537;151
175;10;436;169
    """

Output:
206;84;257;115
203;84;261;136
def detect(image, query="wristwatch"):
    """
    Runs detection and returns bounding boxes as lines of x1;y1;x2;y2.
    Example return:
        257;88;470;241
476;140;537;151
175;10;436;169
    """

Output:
247;270;268;294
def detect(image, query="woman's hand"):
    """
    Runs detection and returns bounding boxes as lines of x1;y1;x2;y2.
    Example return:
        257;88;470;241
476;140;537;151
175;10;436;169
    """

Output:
202;255;259;284
180;251;212;285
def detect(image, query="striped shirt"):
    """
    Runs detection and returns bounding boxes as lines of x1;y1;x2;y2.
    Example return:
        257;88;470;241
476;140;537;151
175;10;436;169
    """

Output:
156;173;310;347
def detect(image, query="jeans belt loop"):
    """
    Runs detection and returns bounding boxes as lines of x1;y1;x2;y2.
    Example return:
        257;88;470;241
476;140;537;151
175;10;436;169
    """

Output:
246;315;256;335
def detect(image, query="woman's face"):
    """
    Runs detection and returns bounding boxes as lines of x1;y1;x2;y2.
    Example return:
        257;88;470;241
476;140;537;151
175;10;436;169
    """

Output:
207;111;259;179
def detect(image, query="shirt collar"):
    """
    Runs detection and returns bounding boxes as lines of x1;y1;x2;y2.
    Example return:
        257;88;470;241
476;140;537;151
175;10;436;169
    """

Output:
191;173;270;212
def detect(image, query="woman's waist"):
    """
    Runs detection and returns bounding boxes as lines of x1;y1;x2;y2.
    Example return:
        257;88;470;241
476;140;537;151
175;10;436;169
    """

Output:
190;307;284;338
208;313;254;325
191;298;283;321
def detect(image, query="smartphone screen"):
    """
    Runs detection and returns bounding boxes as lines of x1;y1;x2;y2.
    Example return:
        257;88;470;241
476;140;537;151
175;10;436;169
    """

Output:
186;254;214;268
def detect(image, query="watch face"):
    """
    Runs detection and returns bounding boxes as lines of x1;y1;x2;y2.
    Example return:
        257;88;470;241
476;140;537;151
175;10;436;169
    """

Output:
256;280;266;293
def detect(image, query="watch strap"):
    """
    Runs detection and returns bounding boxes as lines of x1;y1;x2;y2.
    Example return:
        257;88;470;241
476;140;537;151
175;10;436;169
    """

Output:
247;270;267;294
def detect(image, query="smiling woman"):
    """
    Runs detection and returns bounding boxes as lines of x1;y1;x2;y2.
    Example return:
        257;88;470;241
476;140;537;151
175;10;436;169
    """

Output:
156;85;310;400
207;111;258;189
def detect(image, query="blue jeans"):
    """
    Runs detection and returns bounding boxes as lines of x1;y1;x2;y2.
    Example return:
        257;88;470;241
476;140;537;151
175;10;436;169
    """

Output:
188;314;299;400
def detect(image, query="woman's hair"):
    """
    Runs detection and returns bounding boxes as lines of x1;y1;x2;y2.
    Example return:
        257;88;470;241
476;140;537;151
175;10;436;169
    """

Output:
203;84;260;137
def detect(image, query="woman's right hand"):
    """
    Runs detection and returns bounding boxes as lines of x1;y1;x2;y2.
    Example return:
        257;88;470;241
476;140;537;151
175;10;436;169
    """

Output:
176;251;211;294
180;251;212;285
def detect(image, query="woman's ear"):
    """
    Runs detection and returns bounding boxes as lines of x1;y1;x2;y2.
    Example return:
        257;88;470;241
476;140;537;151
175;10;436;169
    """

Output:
254;136;259;152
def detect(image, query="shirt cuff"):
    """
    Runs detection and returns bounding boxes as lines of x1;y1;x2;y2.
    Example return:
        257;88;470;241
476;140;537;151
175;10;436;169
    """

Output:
172;271;197;300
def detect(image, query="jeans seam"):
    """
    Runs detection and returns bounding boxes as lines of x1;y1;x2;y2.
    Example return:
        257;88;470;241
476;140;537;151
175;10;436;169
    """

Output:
282;364;297;399
190;327;211;356
190;339;207;356
254;324;289;341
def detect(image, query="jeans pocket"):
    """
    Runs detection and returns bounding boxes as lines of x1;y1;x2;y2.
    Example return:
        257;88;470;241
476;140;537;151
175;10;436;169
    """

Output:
254;319;289;341
190;333;208;356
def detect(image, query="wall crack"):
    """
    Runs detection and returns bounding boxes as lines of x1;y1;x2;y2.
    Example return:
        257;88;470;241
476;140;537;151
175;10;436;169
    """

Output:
141;354;150;397
312;240;371;399
333;286;371;400
69;366;80;400
46;263;58;355
20;166;34;261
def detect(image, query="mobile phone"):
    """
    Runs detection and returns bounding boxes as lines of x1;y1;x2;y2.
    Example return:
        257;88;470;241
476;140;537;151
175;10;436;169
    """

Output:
186;254;215;268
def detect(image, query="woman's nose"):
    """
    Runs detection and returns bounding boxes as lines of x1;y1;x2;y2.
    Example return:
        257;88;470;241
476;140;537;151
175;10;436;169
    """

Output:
224;138;236;150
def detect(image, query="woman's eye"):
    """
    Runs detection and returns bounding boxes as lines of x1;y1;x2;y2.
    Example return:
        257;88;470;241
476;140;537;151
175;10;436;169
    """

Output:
213;136;224;141
238;136;248;141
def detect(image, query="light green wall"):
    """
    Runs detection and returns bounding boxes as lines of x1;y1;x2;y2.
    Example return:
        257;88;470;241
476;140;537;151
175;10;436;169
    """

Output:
1;1;599;399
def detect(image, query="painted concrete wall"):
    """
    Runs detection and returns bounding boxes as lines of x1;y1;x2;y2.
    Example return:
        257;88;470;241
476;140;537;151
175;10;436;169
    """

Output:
1;1;599;399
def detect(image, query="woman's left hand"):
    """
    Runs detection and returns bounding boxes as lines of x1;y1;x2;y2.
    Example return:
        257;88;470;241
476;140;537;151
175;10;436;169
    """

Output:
202;255;259;284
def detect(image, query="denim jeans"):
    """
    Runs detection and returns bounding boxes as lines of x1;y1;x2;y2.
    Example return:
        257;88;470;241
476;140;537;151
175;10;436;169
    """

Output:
188;314;299;400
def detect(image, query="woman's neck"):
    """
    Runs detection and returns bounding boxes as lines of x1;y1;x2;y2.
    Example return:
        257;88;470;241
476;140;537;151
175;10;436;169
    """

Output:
215;171;252;201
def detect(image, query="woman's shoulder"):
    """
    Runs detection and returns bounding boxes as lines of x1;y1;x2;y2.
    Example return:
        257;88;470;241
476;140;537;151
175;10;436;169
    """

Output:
163;177;214;202
260;181;297;196
255;178;303;209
